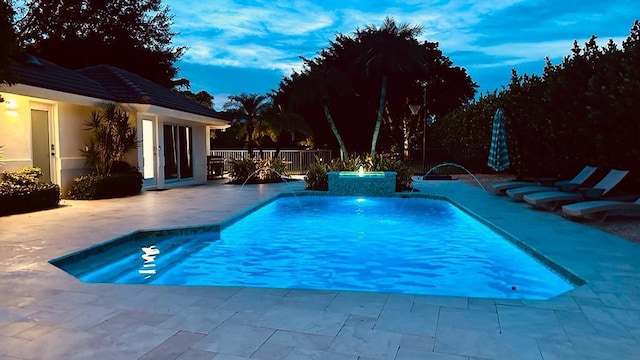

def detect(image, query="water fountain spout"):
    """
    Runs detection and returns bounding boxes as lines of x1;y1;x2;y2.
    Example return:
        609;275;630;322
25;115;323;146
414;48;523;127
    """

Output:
413;162;486;192
358;166;365;177
240;166;290;189
239;166;301;206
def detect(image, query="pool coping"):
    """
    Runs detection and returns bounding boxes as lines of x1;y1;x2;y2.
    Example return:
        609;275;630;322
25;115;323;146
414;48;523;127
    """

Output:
48;191;584;297
1;178;640;359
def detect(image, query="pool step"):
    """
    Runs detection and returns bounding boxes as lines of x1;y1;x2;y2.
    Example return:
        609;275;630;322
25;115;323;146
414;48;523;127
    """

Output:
73;232;218;283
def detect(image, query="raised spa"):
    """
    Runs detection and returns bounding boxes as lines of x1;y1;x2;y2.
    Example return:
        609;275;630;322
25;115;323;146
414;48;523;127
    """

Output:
51;195;579;299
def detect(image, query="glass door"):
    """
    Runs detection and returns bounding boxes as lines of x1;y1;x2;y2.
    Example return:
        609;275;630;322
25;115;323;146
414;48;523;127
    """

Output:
142;119;157;187
178;125;193;178
163;124;193;182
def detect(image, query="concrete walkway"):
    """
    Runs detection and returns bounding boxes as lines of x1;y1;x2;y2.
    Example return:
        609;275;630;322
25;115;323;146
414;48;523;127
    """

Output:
1;178;639;359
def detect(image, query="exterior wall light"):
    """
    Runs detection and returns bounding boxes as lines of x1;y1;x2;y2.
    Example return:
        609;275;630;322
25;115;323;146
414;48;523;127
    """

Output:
4;99;18;116
4;99;17;110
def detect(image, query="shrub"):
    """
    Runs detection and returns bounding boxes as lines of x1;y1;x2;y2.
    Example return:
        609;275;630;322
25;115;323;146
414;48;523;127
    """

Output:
66;170;143;200
70;103;141;200
372;156;413;191
227;157;289;184
0;167;61;215
304;159;329;190
329;156;364;172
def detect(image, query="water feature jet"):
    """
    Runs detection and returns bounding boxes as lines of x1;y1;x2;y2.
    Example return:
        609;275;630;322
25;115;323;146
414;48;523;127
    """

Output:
239;166;301;206
411;162;486;193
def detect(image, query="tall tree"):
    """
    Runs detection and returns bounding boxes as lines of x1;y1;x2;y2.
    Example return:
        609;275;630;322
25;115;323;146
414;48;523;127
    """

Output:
274;17;475;158
15;0;184;88
0;0;19;101
287;57;351;159
179;89;215;109
356;16;425;157
258;101;311;157
223;93;269;158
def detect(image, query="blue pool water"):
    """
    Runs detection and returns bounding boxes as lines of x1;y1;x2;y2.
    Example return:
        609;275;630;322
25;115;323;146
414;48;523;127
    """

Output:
53;196;577;299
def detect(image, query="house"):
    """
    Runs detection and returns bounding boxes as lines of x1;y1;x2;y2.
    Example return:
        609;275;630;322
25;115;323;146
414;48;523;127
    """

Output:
0;56;229;195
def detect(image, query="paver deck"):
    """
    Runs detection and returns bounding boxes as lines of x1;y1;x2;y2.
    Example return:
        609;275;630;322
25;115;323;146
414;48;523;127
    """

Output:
1;178;639;359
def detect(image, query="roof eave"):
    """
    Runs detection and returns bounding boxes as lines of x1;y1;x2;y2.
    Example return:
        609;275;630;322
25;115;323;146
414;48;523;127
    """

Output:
126;103;230;128
1;84;230;129
0;83;110;107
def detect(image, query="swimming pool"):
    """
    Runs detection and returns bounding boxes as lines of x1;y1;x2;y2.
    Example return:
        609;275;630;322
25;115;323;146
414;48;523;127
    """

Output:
51;195;578;299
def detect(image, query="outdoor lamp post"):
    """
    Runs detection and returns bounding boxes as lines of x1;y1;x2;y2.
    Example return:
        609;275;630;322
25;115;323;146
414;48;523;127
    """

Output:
408;97;422;166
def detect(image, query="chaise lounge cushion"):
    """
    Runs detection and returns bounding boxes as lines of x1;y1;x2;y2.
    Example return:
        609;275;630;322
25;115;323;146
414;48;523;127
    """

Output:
562;198;640;221
522;169;630;210
505;165;597;201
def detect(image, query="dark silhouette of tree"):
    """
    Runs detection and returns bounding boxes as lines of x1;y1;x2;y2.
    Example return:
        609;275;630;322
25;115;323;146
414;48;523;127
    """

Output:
179;89;215;109
258;101;311;157
284;56;352;159
0;0;19;101
356;16;425;157
223;93;269;158
15;0;184;89
274;17;475;158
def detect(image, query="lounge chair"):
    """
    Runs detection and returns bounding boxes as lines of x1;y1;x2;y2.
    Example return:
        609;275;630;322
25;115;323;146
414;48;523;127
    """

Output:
562;197;640;222
523;169;630;210
489;179;537;194
505;165;598;201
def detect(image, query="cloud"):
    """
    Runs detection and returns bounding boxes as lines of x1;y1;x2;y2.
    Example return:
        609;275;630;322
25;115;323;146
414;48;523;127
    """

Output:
167;0;640;96
169;0;335;37
180;36;304;74
168;0;535;75
168;0;340;75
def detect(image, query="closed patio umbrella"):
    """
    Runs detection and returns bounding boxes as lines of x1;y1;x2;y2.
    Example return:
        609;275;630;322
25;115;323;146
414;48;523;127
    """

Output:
487;107;510;171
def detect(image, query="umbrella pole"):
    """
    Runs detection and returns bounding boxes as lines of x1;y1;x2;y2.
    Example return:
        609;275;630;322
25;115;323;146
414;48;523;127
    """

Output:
422;84;427;174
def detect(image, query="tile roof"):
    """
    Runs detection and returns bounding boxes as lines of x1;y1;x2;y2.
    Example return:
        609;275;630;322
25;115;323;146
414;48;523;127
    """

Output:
12;55;226;120
13;55;113;100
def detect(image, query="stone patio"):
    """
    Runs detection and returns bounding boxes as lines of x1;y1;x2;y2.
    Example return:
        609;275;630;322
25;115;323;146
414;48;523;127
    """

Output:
0;178;639;359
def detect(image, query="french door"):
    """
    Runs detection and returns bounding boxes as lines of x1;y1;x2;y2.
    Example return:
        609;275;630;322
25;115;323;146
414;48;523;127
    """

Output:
163;124;193;181
141;119;157;187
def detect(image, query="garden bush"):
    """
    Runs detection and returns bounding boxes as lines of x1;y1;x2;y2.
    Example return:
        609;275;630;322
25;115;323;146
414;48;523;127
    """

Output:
434;22;640;179
227;157;289;184
0;167;61;215
68;103;142;200
372;156;413;191
304;159;329;190
66;170;143;200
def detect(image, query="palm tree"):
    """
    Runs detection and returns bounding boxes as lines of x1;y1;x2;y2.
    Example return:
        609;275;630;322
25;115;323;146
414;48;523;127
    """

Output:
81;103;138;174
357;16;425;157
290;56;352;159
258;102;311;157
223;93;269;158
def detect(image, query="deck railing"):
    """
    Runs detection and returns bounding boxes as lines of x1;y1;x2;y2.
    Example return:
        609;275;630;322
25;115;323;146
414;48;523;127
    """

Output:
209;149;332;175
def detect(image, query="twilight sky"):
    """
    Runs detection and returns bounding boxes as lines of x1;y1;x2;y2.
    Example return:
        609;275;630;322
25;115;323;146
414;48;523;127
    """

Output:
165;0;639;110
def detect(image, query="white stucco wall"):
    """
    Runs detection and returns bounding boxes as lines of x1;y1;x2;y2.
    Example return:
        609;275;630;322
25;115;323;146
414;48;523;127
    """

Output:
0;94;32;171
0;93;98;194
57;102;95;193
2;90;224;196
